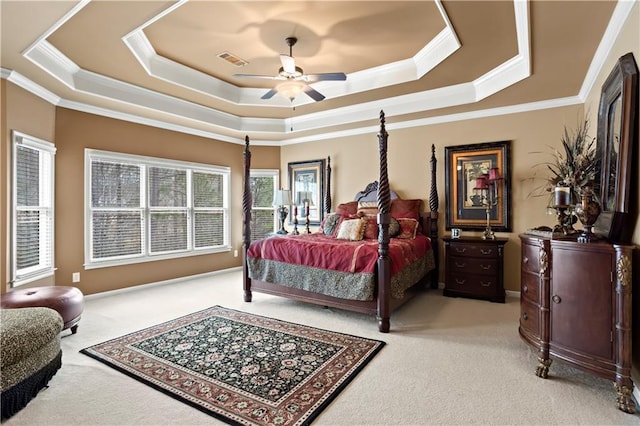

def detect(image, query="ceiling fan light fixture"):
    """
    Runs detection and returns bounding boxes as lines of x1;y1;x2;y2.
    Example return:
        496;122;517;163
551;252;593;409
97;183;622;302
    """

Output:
276;81;306;101
278;66;303;79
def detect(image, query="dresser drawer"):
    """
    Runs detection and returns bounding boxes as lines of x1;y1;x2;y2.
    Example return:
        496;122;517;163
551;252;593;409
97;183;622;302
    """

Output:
520;299;540;338
520;273;541;304
448;243;499;259
446;273;496;296
448;256;498;276
521;240;548;274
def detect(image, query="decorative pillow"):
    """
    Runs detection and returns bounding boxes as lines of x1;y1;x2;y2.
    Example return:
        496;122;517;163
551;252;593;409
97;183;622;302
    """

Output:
396;218;419;239
357;201;378;216
322;213;342;236
362;215;400;239
363;215;378;239
389;217;401;237
336;218;366;241
391;199;422;221
336;201;358;216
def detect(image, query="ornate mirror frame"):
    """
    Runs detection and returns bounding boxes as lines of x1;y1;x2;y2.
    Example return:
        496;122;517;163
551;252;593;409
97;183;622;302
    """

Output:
594;52;638;242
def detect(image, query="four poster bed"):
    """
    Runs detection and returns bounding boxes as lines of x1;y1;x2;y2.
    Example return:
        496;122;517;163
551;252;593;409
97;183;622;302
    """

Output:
241;111;439;332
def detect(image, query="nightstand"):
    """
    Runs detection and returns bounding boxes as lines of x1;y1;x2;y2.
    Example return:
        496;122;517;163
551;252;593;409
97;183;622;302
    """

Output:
442;236;508;303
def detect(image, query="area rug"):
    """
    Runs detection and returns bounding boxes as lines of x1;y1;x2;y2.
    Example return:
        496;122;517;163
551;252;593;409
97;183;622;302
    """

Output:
80;306;384;426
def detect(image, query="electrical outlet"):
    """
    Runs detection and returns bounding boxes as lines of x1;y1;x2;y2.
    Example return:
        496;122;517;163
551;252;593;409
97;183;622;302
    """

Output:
72;272;80;283
233;250;238;257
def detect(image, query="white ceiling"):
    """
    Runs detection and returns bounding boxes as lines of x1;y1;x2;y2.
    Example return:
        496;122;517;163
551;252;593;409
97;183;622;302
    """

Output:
0;1;631;145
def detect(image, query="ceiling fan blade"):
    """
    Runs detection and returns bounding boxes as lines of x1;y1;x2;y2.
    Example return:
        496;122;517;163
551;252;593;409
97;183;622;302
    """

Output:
233;74;281;80
303;86;325;102
261;88;279;100
304;72;347;82
280;54;296;74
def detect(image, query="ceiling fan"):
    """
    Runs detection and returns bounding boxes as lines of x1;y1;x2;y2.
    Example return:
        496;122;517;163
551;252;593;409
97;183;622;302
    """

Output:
233;37;347;102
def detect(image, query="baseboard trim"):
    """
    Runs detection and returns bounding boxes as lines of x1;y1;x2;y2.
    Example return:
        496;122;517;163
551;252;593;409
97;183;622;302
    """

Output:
506;290;520;299
84;267;242;300
437;283;519;300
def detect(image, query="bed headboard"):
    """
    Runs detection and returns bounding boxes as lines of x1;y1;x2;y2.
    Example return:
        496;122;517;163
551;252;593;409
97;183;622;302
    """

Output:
354;181;399;202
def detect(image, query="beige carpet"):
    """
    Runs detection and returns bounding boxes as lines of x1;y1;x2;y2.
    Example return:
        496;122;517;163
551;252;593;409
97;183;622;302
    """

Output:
4;269;639;425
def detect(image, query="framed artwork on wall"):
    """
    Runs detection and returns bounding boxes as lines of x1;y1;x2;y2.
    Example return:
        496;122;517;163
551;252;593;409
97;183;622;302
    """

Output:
444;141;512;231
288;159;325;225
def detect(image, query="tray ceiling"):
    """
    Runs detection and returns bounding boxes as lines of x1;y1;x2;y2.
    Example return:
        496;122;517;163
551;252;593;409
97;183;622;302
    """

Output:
0;1;625;145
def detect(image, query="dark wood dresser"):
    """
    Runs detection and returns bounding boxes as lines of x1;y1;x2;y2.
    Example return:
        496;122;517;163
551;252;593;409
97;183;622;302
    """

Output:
519;234;636;413
442;237;508;303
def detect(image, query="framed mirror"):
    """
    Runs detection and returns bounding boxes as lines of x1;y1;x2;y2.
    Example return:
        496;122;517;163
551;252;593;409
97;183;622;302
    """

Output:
593;52;638;243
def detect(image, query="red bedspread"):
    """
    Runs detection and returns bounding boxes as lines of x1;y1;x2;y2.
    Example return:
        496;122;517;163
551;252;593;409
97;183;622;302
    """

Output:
247;233;432;276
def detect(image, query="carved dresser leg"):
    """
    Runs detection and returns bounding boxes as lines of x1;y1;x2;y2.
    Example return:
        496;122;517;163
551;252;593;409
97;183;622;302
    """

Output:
535;357;552;379
614;383;636;414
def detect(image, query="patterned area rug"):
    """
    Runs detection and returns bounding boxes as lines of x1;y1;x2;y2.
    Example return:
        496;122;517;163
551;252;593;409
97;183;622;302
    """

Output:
81;306;384;426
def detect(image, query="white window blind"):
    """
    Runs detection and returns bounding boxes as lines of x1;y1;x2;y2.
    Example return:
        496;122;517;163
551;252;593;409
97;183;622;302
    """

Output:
86;150;230;268
12;132;56;286
249;170;279;241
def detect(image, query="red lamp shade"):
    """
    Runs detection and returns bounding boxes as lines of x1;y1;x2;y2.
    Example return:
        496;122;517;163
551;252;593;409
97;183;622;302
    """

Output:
474;175;489;190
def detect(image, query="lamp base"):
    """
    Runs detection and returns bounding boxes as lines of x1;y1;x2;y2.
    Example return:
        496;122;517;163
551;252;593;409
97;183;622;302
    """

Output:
277;207;289;235
482;229;495;240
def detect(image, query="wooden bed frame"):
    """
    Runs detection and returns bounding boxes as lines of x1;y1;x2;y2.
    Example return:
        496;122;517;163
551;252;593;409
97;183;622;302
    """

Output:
242;111;439;332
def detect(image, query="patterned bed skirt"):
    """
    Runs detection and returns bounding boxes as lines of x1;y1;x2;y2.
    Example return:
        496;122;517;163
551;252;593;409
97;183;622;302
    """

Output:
247;250;435;301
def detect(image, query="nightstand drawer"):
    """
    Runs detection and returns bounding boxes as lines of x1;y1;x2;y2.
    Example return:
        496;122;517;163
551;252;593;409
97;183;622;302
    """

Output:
446;273;496;296
448;257;498;276
448;243;499;258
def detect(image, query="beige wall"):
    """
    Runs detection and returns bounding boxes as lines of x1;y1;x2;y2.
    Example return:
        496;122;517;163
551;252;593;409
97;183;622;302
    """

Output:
1;80;57;294
52;108;280;295
281;105;586;290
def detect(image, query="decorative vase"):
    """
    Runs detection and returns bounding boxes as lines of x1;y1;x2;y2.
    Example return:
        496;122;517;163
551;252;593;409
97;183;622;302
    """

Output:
574;187;601;243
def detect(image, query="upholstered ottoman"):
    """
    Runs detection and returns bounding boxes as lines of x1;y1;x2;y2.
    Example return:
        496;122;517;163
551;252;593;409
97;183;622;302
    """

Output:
1;286;84;334
1;307;63;420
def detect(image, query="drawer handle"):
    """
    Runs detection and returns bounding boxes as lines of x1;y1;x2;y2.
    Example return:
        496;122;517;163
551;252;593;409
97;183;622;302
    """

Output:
480;249;493;255
480;281;491;287
523;256;529;264
522;312;528;320
455;279;466;285
552;295;561;304
455;247;467;254
480;264;492;270
455;262;466;268
523;285;528;294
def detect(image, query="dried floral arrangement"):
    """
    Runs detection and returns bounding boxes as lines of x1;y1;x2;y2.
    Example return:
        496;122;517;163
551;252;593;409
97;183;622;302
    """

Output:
529;119;598;204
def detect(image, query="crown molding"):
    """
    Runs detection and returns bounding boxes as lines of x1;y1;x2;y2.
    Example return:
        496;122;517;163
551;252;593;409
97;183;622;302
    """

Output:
2;65;583;148
578;0;638;101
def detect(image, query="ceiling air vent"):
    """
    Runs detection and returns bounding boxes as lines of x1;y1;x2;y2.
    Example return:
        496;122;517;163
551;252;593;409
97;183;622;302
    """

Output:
217;51;248;67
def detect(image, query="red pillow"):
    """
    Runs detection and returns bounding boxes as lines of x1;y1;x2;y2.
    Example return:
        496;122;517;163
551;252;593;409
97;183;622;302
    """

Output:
363;215;378;239
391;199;422;221
396;218;419;239
335;201;358;216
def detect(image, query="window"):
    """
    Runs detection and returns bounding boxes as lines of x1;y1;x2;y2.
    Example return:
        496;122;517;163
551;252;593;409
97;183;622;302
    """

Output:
86;149;230;268
249;170;278;241
11;132;56;286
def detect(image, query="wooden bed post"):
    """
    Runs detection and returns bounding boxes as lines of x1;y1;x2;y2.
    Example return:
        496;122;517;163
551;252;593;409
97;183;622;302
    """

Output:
428;144;440;289
324;156;332;215
242;136;252;302
376;111;391;333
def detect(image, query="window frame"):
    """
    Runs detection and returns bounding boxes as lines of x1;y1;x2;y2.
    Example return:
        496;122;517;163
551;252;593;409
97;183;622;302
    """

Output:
249;169;279;241
11;131;56;286
85;149;230;269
